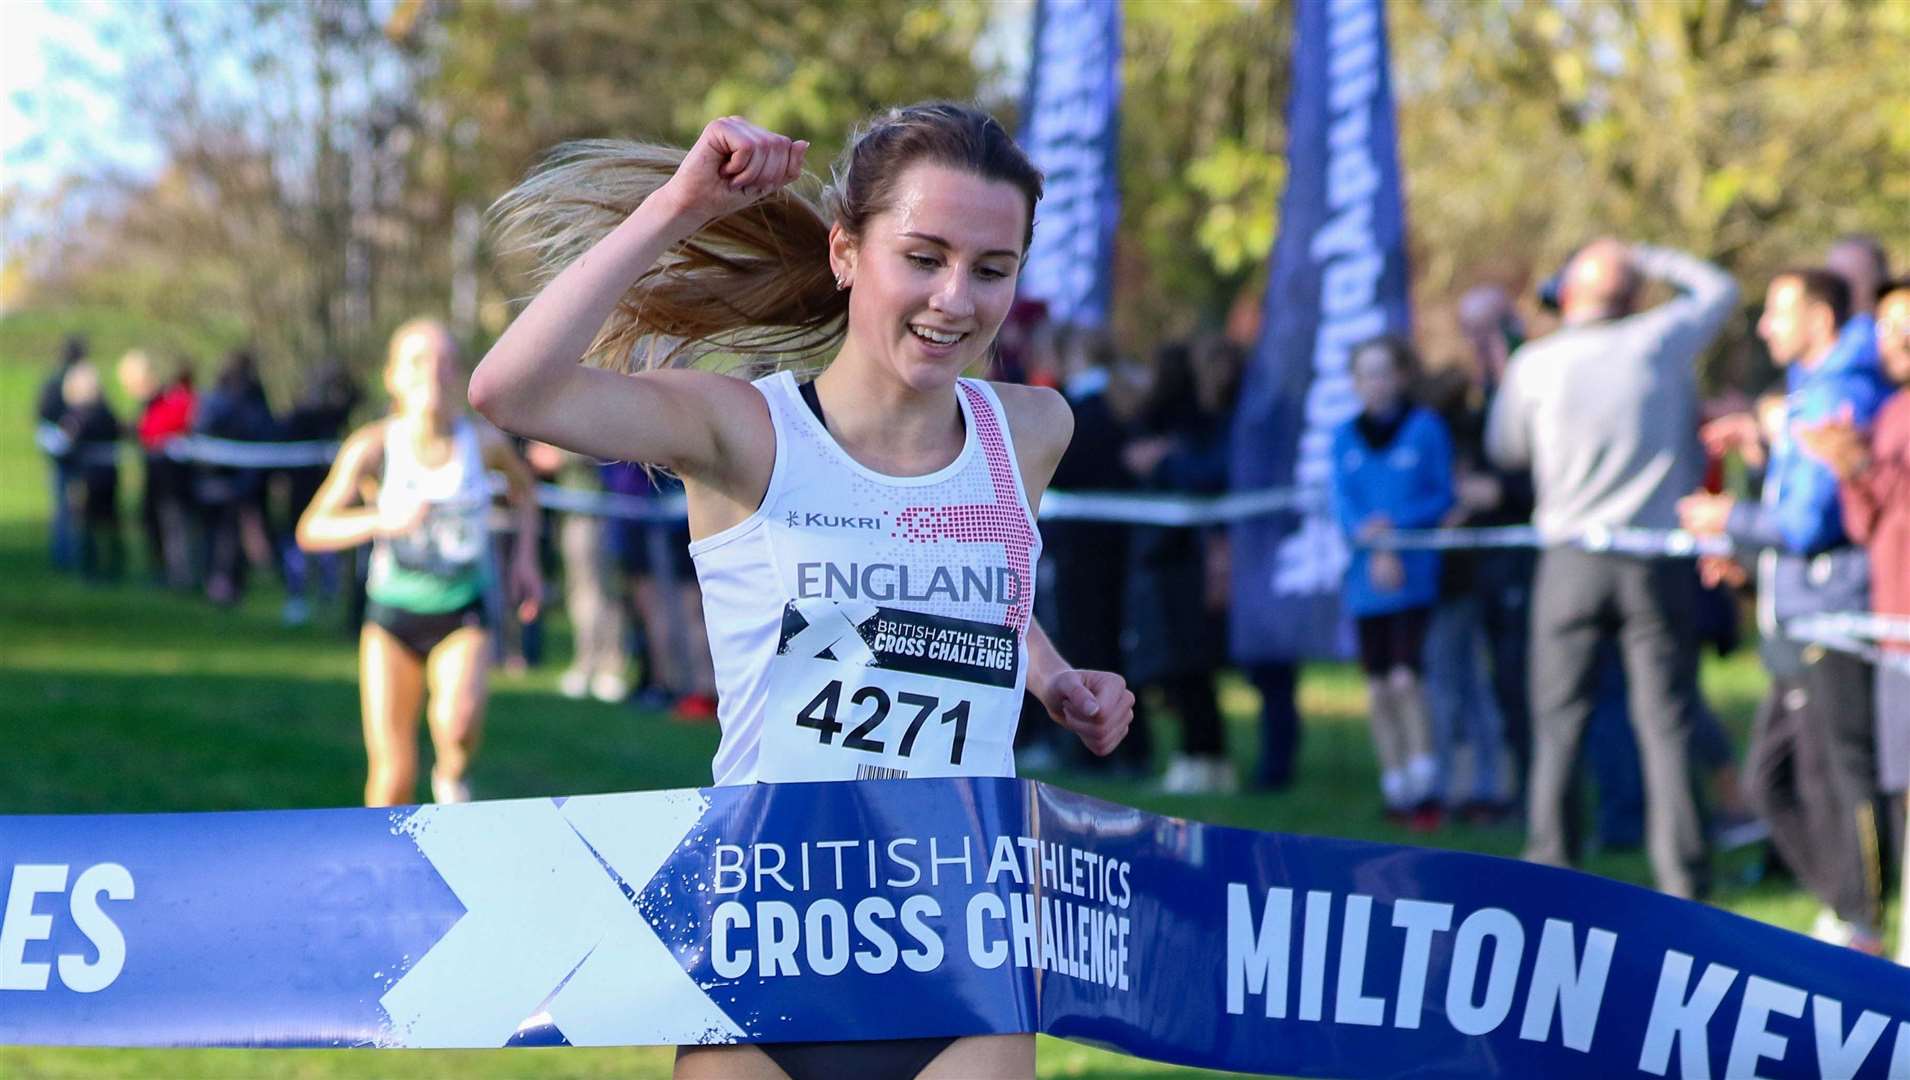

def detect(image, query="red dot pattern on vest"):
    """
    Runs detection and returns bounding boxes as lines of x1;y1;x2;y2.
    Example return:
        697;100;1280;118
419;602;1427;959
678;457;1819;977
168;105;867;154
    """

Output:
892;382;1038;631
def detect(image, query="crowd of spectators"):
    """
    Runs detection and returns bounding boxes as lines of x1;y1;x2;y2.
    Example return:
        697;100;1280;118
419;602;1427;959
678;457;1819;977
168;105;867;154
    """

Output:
1017;234;1910;962
38;341;360;618
34;336;721;721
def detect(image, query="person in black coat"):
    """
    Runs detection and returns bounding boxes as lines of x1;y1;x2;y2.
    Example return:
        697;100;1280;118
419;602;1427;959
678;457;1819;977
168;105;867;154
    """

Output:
1043;326;1153;774
1125;337;1243;794
277;360;362;624
38;335;88;571
58;361;125;581
194;349;279;606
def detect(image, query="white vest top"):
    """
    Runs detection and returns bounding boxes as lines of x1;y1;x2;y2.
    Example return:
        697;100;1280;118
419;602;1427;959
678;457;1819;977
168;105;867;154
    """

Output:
366;418;492;612
690;371;1042;786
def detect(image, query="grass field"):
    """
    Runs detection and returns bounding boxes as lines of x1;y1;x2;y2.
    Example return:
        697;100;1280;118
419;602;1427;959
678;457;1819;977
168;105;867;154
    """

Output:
0;328;1843;1078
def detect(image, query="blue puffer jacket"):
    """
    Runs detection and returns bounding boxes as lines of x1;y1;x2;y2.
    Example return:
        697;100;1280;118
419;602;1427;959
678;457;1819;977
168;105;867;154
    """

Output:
1332;406;1454;617
1726;315;1890;627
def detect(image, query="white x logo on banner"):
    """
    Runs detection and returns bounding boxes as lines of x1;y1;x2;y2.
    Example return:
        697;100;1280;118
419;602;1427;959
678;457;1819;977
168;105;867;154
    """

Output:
380;791;741;1047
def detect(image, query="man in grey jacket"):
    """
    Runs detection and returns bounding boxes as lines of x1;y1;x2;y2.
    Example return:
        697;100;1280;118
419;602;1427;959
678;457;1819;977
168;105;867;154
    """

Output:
1487;238;1739;898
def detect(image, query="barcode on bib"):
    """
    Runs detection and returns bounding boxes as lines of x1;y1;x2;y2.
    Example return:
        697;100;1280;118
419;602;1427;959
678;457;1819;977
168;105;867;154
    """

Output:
856;764;910;781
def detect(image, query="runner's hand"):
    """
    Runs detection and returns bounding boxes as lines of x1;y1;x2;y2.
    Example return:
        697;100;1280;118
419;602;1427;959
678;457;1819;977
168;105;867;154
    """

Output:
374;493;429;539
510;554;543;624
656;117;808;227
1043;668;1134;757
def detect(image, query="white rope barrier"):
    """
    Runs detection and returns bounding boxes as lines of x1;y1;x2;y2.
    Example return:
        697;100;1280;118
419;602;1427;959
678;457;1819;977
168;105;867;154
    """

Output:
530;482;687;524
1037;486;1314;525
18;427;1752;557
163;435;340;469
36;425;339;469
1370;524;1733;558
1785;611;1910;646
1783;613;1910;674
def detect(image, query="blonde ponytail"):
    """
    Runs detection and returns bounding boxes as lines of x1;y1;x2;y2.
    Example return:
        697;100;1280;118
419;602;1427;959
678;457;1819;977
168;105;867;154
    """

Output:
492;140;847;378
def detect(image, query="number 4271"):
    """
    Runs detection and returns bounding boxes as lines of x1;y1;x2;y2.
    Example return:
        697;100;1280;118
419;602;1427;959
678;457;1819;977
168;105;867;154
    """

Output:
796;681;969;765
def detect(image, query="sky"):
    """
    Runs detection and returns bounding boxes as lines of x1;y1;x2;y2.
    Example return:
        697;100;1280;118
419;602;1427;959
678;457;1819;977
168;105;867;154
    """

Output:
0;0;164;202
0;0;1035;266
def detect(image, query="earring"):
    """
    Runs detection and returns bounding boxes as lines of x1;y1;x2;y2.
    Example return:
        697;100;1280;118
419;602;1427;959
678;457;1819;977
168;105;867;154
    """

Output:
835;274;848;291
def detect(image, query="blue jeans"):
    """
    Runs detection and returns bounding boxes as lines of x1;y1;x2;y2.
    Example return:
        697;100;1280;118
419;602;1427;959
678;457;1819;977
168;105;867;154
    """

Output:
48;459;77;570
1426;596;1507;805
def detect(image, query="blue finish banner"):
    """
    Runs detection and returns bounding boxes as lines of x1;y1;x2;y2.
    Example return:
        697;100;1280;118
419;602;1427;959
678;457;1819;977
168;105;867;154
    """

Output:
5;778;1910;1078
1015;0;1122;329
1230;0;1413;663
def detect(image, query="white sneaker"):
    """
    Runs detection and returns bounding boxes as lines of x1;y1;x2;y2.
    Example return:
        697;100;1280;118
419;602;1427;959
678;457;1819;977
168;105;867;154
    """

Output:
1159;756;1201;794
590;672;630;703
1405;754;1440;805
1380;768;1409;811
281;597;311;626
558;668;590;700
431;773;471;805
1161;756;1237;795
1810;908;1854;947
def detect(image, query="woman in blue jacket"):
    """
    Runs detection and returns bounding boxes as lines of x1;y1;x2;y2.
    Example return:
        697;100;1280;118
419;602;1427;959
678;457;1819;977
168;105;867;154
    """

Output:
1331;336;1454;829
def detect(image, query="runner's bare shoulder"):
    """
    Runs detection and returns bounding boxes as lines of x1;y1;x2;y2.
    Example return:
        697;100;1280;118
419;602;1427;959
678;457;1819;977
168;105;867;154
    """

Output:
987;381;1073;497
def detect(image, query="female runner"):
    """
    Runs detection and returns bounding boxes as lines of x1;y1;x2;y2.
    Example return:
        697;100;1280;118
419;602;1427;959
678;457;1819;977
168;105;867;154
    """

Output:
470;105;1135;1080
298;318;544;807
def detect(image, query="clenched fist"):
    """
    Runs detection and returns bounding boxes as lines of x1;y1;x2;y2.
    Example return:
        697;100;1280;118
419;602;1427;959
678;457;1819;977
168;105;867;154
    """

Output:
655;116;809;228
1038;668;1135;757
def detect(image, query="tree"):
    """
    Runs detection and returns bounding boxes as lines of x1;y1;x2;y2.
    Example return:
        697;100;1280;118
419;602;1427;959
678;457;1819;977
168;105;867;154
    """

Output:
419;0;998;342
1390;0;1910;368
1114;0;1292;345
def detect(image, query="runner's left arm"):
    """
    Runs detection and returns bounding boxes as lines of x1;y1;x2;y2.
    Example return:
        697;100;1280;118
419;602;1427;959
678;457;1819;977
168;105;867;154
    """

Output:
994;382;1134;756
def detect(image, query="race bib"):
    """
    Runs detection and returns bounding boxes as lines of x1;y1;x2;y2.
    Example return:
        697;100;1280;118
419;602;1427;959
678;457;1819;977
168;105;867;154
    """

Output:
390;496;488;577
758;598;1022;782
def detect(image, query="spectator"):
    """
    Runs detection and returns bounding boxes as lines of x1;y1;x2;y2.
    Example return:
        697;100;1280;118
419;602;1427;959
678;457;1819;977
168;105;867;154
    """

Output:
1826;234;1890;321
116;350;166;584
135;359;199;589
1452;286;1537;799
1423;285;1535;822
608;463;717;721
1331;335;1453;829
991;298;1051;386
279;361;361;624
1795;276;1910;959
59;360;124;581
194;349;279;606
1488;239;1737;898
539;443;631;704
37;334;88;571
1704;269;1896;955
1125;337;1242;795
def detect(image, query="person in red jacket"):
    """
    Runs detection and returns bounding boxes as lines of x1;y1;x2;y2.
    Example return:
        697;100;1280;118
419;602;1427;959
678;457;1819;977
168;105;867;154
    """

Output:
1798;276;1910;960
133;359;199;588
